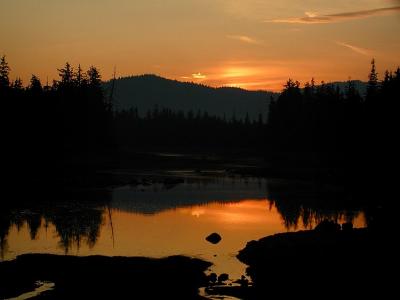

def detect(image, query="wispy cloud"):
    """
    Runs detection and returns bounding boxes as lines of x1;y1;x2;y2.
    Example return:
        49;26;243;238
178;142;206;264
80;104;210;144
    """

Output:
181;73;207;80
336;41;373;56
227;35;261;44
192;72;206;79
267;6;400;24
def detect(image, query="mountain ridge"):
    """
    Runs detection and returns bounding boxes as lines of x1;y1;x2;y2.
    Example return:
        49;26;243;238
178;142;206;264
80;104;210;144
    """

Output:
103;74;277;121
103;74;368;121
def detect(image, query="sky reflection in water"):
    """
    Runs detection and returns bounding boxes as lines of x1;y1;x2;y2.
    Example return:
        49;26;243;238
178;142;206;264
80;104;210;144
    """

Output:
1;177;365;279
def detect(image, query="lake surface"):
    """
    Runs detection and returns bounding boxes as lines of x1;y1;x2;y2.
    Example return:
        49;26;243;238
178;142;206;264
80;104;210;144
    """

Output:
0;174;366;281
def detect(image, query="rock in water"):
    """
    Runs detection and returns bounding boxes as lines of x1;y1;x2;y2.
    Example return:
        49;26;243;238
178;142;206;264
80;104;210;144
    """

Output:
218;273;229;283
206;233;222;244
208;273;218;284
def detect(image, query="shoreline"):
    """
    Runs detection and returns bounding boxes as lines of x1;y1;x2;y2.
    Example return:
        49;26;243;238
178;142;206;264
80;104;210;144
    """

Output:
0;254;212;300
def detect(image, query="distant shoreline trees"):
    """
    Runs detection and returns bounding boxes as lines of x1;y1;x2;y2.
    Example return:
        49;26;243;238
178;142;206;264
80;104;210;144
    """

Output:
1;55;398;164
114;106;264;149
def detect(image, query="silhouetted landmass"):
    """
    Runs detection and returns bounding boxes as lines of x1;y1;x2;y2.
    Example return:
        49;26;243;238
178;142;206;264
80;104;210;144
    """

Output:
236;221;396;299
1;57;113;188
1;57;268;188
3;55;396;188
0;254;211;300
266;61;400;209
109;75;270;150
114;106;266;150
103;74;276;121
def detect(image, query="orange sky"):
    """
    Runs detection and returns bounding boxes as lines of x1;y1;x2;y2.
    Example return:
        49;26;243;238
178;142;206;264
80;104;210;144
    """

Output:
1;0;400;91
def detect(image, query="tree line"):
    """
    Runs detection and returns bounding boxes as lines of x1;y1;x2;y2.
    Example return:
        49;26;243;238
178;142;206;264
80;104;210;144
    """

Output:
268;59;399;152
1;55;399;187
266;59;399;203
115;107;264;149
0;55;266;157
1;56;113;185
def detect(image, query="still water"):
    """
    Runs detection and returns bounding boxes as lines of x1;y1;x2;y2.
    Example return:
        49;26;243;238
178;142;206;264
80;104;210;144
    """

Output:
1;174;365;280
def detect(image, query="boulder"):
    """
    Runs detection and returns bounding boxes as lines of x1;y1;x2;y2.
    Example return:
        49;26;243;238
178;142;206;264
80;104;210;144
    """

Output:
206;233;222;244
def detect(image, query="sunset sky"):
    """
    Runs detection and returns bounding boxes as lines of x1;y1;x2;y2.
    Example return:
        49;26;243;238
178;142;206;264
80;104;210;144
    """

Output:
1;0;399;91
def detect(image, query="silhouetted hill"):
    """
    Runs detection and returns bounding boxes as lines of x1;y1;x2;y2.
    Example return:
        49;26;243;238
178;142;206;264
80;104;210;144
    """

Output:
328;80;367;96
103;74;277;121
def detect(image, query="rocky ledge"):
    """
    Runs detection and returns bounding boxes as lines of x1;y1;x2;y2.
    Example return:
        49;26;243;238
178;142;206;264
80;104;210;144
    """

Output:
236;221;397;298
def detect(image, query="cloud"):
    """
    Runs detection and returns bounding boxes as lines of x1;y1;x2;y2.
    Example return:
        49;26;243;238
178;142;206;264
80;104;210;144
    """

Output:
305;11;318;18
267;6;400;24
192;72;206;79
181;73;207;80
227;35;261;44
336;41;373;56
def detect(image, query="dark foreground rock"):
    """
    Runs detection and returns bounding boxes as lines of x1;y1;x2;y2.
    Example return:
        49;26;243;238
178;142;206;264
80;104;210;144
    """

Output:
206;233;222;244
237;224;397;299
0;254;212;300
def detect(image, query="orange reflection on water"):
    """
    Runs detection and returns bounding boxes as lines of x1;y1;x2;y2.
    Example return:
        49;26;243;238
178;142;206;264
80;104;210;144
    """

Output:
4;199;366;279
180;200;283;229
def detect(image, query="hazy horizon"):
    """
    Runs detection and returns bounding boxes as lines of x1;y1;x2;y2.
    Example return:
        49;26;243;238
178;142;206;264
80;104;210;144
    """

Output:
104;73;368;93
